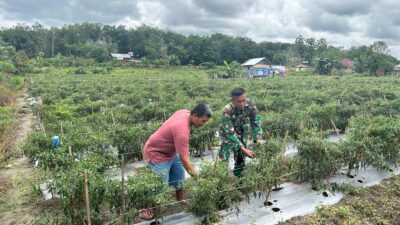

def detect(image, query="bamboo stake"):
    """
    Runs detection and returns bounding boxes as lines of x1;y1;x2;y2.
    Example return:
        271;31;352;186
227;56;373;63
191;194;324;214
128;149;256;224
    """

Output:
320;125;323;139
330;119;340;135
111;112;115;125
84;170;91;225
279;131;289;155
120;155;125;225
42;123;46;135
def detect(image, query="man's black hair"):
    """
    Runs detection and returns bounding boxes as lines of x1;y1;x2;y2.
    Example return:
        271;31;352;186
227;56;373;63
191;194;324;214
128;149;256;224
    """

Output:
231;87;246;97
191;103;213;117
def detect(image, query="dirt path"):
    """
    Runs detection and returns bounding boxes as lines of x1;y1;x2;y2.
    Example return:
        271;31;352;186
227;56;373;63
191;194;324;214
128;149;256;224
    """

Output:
0;88;45;225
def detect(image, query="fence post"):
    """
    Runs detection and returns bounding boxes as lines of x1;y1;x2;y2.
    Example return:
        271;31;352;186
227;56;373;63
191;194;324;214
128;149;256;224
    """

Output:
84;170;91;225
120;155;125;225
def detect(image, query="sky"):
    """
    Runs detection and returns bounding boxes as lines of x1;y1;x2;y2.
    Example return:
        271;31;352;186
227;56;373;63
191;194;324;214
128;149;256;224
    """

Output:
0;0;399;59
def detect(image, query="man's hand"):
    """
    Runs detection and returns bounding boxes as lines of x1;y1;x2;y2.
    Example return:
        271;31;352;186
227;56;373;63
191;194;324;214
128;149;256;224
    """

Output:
241;146;255;158
180;154;197;177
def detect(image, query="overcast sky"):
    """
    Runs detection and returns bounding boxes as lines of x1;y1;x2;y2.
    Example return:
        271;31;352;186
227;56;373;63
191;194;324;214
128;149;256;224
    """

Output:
0;0;399;59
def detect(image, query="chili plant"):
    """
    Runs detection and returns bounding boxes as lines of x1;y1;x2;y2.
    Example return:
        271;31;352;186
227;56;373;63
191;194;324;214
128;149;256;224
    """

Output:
296;129;342;189
48;155;111;225
242;136;290;205
125;168;173;223
187;162;240;224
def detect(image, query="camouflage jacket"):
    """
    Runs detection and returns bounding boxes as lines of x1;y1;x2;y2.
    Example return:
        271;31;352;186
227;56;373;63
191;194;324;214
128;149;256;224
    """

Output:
220;98;262;147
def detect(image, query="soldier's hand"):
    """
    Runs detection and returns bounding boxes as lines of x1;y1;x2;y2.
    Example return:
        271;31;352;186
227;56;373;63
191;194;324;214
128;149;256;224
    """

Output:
243;149;255;158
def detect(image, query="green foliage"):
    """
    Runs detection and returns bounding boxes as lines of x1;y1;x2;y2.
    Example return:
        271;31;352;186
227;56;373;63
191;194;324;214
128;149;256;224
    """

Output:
10;76;25;90
223;60;242;78
47;104;76;120
125;168;173;221
190;118;219;155
0;106;13;133
242;137;290;201
48;155;112;224
0;60;16;74
13;50;31;74
315;57;339;75
296;129;342;189
340;115;400;174
187;162;240;223
22;68;400;223
23;132;52;160
74;67;89;74
288;69;313;76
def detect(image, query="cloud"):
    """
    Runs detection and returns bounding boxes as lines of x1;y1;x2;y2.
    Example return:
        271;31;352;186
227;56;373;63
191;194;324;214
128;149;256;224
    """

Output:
0;0;140;25
312;0;375;16
0;0;399;58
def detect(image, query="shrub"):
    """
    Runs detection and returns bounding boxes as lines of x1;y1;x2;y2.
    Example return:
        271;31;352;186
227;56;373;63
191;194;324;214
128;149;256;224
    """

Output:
74;67;89;74
10;76;25;90
0;85;14;106
0;60;16;74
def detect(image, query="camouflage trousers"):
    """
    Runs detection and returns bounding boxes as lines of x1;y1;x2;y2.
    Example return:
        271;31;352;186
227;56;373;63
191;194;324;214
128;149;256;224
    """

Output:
219;136;247;177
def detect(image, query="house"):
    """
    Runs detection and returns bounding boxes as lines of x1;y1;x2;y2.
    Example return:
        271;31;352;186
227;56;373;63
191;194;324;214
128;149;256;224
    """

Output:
241;57;271;77
294;64;309;71
339;58;355;70
393;64;400;75
111;52;134;61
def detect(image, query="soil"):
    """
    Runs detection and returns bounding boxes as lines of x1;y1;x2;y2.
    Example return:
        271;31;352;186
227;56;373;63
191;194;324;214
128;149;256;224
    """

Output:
0;89;59;225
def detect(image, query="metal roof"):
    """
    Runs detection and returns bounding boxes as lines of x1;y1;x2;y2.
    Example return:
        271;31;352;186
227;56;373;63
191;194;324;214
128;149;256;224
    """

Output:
111;53;131;58
241;57;268;66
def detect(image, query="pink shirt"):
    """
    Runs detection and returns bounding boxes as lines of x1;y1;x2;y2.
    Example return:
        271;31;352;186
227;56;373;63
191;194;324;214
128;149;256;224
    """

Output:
144;109;191;163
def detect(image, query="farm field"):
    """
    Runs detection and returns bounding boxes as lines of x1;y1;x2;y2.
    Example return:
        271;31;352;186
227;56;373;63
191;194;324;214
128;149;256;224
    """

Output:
19;67;400;224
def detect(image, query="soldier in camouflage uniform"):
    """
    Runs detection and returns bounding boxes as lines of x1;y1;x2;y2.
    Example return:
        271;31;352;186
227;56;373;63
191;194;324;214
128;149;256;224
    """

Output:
219;88;263;177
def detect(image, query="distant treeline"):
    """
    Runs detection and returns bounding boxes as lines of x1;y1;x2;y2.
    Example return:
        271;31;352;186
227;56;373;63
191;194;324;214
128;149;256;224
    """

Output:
0;23;398;73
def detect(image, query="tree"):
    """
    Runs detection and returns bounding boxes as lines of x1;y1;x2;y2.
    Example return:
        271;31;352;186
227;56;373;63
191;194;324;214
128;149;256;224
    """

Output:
371;41;389;55
13;50;30;74
315;56;338;75
223;60;242;78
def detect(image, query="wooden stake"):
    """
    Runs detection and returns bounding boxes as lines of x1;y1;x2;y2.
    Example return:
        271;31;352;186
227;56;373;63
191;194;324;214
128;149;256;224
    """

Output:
120;155;125;225
111;112;115;125
330;119;340;135
42;123;46;135
60;122;64;135
279;131;289;155
84;170;91;225
68;146;72;156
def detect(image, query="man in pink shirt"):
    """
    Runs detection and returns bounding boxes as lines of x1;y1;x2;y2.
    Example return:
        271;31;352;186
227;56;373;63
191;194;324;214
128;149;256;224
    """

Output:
144;103;212;202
